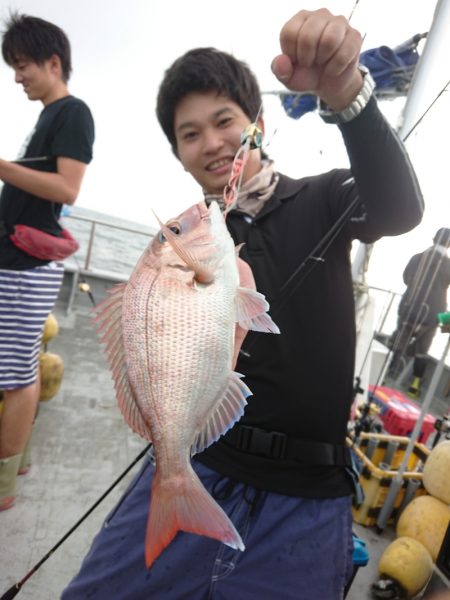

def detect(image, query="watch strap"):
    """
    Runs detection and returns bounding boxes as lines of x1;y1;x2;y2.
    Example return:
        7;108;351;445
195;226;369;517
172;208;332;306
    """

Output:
319;65;375;125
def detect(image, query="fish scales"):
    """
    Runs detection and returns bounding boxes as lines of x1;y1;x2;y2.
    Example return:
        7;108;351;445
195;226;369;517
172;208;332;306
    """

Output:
94;200;279;568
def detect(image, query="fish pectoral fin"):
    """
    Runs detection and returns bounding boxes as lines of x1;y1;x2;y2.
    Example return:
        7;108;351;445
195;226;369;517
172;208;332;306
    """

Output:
235;287;280;334
191;372;252;455
93;283;152;442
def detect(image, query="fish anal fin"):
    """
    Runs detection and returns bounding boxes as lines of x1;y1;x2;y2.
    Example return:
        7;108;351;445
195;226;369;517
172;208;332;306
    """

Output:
236;287;280;334
191;372;251;455
93;283;151;441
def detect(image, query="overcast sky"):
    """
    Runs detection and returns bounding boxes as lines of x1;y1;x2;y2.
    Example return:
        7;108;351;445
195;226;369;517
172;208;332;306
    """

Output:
0;0;448;299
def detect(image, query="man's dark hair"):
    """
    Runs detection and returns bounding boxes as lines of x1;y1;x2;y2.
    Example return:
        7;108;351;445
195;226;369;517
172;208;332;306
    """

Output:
2;13;72;83
156;47;262;155
433;227;450;247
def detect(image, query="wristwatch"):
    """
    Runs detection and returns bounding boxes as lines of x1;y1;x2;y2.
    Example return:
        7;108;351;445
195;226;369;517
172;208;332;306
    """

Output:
319;65;375;124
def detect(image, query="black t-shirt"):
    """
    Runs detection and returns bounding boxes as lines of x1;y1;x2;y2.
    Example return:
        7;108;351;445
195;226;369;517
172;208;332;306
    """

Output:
0;95;95;269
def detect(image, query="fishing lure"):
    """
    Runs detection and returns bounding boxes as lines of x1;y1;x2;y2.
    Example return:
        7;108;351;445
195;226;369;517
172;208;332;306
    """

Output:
223;122;263;217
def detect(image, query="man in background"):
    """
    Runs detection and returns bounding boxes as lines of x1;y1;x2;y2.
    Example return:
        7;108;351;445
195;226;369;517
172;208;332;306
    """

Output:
0;13;95;510
389;227;450;397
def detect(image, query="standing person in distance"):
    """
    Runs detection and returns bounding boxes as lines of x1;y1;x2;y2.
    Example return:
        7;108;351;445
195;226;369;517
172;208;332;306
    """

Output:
388;227;450;397
0;13;95;510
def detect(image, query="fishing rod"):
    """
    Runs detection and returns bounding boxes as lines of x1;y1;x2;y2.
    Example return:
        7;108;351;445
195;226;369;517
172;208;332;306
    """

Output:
402;78;450;142
71;252;98;307
0;443;152;600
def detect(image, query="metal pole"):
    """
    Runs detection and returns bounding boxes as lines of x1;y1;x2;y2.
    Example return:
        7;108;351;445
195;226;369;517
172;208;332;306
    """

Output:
398;0;450;140
376;334;450;531
377;291;396;335
84;221;96;270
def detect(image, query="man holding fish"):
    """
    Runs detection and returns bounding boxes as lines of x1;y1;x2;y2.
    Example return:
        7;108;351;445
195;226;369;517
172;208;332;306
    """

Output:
62;7;423;599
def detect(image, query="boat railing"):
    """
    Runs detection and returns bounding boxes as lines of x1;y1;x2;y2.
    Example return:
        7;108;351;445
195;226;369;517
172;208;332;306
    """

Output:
60;212;155;313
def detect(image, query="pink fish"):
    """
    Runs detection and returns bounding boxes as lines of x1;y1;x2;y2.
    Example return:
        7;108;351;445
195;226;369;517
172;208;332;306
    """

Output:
94;200;279;568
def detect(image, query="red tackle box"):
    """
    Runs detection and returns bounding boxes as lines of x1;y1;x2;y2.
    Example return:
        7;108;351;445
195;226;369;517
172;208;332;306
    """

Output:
368;385;436;443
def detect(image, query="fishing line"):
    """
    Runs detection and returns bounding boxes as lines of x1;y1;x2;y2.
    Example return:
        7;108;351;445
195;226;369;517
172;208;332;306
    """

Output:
223;105;264;217
355;284;396;382
401;78;450;142
348;0;362;23
0;444;152;600
239;188;362;359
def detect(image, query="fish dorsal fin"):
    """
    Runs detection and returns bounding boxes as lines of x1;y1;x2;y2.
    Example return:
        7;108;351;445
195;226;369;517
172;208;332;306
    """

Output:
93;283;152;442
235;287;281;334
191;372;252;455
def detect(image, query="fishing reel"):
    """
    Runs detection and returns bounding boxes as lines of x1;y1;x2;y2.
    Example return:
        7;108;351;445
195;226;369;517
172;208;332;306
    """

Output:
432;413;450;448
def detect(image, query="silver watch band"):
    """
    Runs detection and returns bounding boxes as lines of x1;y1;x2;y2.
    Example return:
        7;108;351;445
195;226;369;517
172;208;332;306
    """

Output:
319;65;375;125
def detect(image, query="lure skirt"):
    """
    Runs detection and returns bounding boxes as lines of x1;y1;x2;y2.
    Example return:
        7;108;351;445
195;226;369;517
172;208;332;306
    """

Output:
0;264;64;390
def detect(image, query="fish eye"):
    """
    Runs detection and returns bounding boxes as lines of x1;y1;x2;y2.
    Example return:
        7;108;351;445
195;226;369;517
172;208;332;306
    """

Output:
158;223;182;243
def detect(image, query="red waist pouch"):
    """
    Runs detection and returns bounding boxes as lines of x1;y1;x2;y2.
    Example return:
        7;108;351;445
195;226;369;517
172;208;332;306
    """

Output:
10;224;79;261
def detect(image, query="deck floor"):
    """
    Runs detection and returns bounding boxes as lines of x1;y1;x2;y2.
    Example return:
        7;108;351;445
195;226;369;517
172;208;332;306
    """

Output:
0;299;439;599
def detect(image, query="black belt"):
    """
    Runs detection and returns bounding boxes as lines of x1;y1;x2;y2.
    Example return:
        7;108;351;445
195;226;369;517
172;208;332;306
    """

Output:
223;425;351;467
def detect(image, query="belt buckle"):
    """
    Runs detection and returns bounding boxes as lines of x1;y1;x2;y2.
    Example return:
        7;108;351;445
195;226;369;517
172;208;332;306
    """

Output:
236;426;287;459
269;431;287;459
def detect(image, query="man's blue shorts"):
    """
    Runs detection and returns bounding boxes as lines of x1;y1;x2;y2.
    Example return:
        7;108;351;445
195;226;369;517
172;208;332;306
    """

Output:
62;457;354;600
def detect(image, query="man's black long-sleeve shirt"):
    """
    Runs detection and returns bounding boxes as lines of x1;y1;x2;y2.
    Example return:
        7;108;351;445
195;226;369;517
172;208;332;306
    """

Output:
196;97;424;498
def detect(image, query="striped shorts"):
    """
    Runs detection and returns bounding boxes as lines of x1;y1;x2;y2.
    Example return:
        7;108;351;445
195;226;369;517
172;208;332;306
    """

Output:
0;263;64;390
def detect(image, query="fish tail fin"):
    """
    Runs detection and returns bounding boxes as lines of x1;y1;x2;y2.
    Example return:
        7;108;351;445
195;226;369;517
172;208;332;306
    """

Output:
145;467;244;568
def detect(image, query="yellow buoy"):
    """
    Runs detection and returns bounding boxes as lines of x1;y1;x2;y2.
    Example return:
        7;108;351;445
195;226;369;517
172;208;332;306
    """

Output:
423;440;450;504
396;495;450;561
41;313;59;345
378;536;433;598
39;352;64;401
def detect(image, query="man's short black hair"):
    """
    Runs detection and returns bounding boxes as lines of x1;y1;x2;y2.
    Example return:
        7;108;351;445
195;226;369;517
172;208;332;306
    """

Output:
156;47;262;155
2;13;72;83
433;227;450;247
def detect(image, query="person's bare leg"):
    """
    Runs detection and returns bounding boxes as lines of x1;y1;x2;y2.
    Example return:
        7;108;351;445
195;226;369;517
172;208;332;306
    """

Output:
0;378;39;458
